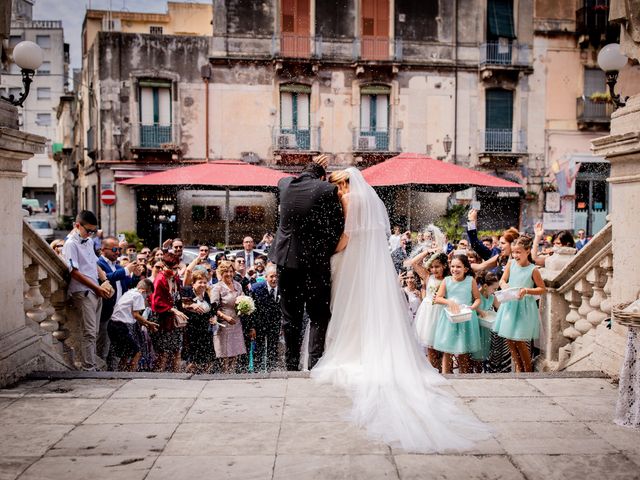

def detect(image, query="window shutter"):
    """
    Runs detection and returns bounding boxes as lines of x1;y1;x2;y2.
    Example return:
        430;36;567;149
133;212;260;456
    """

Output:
280;92;294;129
297;93;310;129
140;87;154;124
487;0;515;39
485;89;513;130
158;88;171;125
360;94;371;131
376;95;388;131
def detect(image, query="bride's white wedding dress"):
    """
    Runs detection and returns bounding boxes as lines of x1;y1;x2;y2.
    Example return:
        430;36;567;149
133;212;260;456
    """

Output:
310;167;491;453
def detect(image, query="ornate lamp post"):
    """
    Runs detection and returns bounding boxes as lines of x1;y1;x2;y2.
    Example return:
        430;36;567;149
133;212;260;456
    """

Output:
0;40;44;107
597;43;629;110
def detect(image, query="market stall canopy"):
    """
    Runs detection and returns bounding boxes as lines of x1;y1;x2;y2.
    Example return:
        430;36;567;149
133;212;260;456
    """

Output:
119;159;292;188
361;153;523;192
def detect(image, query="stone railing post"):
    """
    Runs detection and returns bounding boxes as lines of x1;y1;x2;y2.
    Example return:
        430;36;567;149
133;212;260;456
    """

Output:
0;102;48;387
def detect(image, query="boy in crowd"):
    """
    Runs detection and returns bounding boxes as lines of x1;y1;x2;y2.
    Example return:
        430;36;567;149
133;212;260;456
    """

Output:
107;278;158;371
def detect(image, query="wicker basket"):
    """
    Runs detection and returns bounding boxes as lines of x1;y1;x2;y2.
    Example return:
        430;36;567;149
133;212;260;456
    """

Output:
612;295;640;328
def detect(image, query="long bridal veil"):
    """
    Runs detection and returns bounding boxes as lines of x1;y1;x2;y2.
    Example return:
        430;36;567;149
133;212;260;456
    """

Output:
311;167;490;453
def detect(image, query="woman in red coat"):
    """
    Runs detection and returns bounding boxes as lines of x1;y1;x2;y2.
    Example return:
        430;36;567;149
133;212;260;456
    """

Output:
150;252;188;372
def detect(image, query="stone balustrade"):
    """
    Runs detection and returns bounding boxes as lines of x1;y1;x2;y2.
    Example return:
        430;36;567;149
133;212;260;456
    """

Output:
538;223;627;376
22;221;74;370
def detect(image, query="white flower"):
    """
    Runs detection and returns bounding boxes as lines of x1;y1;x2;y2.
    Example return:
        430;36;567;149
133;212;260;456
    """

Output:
235;295;256;315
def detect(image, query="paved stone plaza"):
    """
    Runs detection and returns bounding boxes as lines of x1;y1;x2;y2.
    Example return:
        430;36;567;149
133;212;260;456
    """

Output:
0;373;639;480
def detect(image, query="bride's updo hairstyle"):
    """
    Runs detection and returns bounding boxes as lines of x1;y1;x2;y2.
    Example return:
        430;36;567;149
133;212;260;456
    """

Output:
328;170;350;185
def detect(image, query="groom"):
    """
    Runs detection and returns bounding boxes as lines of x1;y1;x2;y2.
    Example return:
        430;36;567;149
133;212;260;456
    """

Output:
270;155;344;370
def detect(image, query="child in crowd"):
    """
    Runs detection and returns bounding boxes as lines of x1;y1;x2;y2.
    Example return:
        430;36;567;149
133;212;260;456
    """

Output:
433;254;481;374
471;271;500;373
493;235;546;372
411;250;450;370
107;279;158;371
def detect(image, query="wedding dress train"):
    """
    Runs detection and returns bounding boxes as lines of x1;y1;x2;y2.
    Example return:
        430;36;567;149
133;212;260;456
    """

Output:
310;167;491;453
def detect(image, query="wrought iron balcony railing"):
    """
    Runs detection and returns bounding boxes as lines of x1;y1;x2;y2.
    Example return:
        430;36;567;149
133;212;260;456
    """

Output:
479;129;526;154
576;97;613;124
480;41;531;67
131;123;178;149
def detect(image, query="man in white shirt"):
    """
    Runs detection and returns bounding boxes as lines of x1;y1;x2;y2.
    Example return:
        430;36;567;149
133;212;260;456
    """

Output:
62;210;112;371
389;225;402;251
236;236;259;268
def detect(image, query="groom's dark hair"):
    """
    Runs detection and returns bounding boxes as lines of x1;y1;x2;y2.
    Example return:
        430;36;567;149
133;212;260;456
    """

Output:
302;162;326;179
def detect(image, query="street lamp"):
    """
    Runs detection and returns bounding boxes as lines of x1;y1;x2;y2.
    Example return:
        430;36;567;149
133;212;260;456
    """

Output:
597;43;629;110
443;134;452;157
0;40;44;107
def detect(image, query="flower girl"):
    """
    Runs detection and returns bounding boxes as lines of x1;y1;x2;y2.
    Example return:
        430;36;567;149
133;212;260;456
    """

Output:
411;250;450;370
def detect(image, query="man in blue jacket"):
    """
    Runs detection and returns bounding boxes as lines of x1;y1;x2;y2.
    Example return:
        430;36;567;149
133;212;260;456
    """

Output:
249;265;283;372
97;236;143;363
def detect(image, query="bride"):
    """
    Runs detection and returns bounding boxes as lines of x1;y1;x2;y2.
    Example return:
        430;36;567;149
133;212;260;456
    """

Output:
310;167;491;453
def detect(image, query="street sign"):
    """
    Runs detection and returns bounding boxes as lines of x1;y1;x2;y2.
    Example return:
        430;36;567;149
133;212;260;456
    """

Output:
101;189;116;206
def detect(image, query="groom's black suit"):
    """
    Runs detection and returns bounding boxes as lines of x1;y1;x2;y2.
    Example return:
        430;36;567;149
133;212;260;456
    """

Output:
270;167;344;370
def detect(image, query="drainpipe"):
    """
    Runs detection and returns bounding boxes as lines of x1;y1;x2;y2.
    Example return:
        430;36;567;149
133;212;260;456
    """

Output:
202;64;212;162
453;0;458;165
205;77;210;162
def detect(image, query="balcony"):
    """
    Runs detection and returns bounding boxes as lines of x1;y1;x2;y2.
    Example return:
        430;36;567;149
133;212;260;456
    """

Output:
352;128;402;153
86;126;96;159
576;97;613;127
130;123;179;151
272;127;320;152
576;3;609;36
478;129;527;167
480;41;532;69
279;34;315;58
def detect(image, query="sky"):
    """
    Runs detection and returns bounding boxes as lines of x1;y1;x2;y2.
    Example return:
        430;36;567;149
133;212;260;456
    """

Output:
32;0;210;70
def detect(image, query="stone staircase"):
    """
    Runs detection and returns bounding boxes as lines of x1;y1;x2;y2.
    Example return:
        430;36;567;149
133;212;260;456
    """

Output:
538;223;627;376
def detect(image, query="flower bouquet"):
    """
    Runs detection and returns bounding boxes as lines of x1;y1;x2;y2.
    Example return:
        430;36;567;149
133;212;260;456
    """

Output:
236;295;256;316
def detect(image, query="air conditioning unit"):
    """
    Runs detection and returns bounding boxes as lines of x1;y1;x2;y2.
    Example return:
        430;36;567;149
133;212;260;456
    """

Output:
277;134;297;149
357;136;376;150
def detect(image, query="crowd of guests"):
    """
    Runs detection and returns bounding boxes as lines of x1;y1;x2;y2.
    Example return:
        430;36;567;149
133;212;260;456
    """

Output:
55;209;281;373
55;206;587;375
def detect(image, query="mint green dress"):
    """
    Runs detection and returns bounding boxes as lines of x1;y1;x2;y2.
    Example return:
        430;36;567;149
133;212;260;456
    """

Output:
472;294;495;361
493;260;540;341
433;276;481;354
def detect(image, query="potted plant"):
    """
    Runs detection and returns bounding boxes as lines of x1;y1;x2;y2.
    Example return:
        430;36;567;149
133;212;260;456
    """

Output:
588;91;612;104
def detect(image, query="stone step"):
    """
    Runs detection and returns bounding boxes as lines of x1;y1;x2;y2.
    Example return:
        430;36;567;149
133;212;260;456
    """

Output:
25;369;611;383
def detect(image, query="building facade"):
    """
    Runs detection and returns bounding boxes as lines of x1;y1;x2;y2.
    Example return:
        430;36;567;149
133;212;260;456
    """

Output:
532;0;640;236
3;0;67;211
206;0;536;231
65;2;213;245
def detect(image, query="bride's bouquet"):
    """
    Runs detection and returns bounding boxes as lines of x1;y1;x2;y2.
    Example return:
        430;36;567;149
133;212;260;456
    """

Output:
235;295;256;316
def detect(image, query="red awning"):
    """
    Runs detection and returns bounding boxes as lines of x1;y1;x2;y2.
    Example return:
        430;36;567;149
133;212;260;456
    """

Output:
118;160;291;188
361;153;523;192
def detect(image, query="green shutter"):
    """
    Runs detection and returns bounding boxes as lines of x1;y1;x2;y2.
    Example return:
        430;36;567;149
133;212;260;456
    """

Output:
138;80;172;88
487;0;515;39
279;84;311;93
486;89;513;130
361;85;391;95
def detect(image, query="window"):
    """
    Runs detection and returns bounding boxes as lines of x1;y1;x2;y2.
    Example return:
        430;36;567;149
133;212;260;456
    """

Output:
487;0;515;39
38;62;51;75
139;80;172;147
36;113;52;126
38;165;52;178
37;87;51;100
149;26;163;35
279;84;311;149
485;88;513;151
36;35;51;48
359;85;390;150
9;35;22;47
